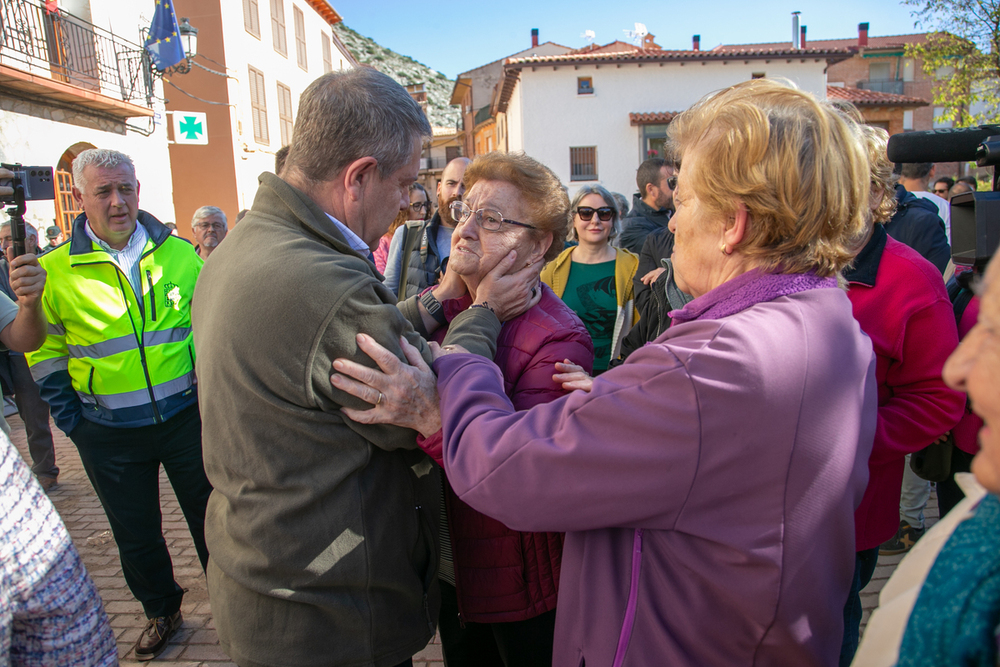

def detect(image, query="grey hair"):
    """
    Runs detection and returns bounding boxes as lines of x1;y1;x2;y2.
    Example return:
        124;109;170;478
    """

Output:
192;205;228;229
0;222;39;238
287;68;431;183
569;184;620;241
72;149;135;191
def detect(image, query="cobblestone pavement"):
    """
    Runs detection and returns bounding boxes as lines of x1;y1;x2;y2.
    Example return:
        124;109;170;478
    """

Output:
8;413;935;664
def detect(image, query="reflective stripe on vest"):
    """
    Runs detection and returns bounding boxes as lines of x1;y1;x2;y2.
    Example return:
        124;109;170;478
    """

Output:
67;327;192;360
77;370;195;410
30;355;69;382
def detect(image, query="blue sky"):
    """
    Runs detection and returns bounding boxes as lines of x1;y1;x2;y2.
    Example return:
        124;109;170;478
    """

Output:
332;0;927;79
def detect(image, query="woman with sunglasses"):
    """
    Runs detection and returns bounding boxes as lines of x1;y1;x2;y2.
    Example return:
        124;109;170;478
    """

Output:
373;182;430;273
541;185;639;373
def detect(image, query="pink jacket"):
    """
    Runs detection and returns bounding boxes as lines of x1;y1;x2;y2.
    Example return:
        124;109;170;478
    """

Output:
421;284;593;622
433;271;875;666
845;227;965;550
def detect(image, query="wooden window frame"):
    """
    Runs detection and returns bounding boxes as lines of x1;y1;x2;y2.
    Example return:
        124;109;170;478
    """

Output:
277;82;294;147
244;0;261;38
294;6;307;71
270;0;287;56
249;66;270;145
322;33;333;74
577;76;593;95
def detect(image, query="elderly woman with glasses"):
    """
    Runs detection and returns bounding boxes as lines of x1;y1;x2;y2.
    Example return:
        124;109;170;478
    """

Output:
332;80;878;666
541;185;639;374
347;151;592;666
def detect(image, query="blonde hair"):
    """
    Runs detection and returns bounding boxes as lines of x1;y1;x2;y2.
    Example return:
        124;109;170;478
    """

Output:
856;123;898;225
463;152;569;262
667;79;870;277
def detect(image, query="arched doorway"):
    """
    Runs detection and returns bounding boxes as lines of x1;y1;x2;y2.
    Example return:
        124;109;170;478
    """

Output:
54;142;95;235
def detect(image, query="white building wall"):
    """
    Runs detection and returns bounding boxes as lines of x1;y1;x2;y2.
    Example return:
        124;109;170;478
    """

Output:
513;59;830;198
0;0;173;231
218;1;353;209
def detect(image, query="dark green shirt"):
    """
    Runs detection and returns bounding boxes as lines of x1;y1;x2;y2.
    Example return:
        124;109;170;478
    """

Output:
561;259;617;373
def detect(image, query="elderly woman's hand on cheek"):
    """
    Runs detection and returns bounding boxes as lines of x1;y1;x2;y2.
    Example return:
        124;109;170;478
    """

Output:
332;334;443;438
472;250;544;322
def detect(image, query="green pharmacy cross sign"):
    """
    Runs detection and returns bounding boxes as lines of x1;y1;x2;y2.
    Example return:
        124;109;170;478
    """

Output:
172;111;208;145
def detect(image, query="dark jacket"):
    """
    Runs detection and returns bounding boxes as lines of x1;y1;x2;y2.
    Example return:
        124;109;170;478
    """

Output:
420;284;593;622
193;172;502;667
634;226;676;314
883;185;950;274
390;212;450;300
613;259;692;367
619;193;672;254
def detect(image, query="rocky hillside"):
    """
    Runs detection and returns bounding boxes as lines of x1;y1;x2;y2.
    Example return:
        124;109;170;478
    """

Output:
333;23;460;129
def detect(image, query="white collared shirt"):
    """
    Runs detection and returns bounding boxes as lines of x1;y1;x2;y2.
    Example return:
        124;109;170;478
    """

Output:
324;213;371;258
85;220;148;294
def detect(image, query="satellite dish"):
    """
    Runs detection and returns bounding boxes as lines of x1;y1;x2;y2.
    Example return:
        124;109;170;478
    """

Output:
581;29;596;44
623;22;649;47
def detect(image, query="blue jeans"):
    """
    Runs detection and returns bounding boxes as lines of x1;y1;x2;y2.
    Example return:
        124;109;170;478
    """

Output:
840;547;880;667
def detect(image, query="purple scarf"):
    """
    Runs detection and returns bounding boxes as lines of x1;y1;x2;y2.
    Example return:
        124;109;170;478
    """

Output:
669;268;837;324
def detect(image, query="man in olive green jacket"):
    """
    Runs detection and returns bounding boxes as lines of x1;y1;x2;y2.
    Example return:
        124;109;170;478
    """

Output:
192;68;538;667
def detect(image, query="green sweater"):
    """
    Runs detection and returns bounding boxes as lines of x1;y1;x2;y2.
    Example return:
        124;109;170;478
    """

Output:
192;173;500;667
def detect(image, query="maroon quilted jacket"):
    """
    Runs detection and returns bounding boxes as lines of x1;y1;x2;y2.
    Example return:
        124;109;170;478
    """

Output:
419;283;594;623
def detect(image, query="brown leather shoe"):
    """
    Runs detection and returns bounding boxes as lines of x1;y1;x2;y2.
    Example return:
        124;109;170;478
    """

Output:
135;611;182;661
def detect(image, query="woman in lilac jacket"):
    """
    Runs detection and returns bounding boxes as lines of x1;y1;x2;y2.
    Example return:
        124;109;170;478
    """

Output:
333;80;878;666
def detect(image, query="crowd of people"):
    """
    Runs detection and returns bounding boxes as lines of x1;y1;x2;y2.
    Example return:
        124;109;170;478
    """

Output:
0;68;997;667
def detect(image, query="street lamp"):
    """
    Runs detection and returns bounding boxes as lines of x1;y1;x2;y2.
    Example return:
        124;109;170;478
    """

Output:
179;17;198;61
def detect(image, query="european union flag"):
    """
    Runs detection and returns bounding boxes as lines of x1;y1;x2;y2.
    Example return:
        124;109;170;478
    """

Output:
145;0;185;72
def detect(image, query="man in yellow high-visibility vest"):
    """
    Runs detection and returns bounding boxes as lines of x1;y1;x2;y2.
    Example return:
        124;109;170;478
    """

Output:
26;148;210;661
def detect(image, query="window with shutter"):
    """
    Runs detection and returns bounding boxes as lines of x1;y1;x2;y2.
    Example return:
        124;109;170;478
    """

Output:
294;7;307;71
277;83;293;146
271;0;286;56
249;66;269;145
322;33;332;74
244;0;260;37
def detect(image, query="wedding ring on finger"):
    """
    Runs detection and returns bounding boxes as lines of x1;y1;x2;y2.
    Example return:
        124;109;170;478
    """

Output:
375;391;384;406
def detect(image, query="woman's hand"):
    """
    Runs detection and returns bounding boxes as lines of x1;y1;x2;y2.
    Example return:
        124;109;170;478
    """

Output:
331;334;442;437
475;250;544;322
433;259;467;302
553;359;594;393
641;267;666;285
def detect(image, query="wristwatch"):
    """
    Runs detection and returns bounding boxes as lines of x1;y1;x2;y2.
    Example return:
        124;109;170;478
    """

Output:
419;289;448;326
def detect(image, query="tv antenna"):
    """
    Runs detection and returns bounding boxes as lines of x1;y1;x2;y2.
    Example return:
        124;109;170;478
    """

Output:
624;22;648;47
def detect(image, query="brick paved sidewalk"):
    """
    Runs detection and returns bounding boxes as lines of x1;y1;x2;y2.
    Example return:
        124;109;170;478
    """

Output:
7;413;935;664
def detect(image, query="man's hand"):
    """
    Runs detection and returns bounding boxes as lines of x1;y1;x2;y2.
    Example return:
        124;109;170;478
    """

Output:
474;250;544;322
0;167;14;199
7;250;46;309
0;249;48;353
332;334;442;438
641;267;666;286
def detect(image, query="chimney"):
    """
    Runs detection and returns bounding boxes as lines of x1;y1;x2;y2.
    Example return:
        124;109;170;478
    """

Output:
800;25;807;49
531;28;539;48
858;22;869;48
692;34;700;51
792;12;801;49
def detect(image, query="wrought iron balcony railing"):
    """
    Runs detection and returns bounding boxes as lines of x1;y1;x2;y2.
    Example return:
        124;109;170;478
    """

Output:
0;0;152;106
858;79;906;95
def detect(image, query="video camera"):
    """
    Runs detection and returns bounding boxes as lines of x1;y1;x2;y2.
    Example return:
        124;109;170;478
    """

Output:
887;126;1000;270
0;164;55;258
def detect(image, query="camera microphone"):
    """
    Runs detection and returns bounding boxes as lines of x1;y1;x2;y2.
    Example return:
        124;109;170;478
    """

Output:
886;125;1000;164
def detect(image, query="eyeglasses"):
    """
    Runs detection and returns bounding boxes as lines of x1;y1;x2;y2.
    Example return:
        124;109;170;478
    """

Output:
450;200;536;231
193;222;225;231
667;175;678;190
933;188;949;196
409;201;430;212
576;206;614;222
